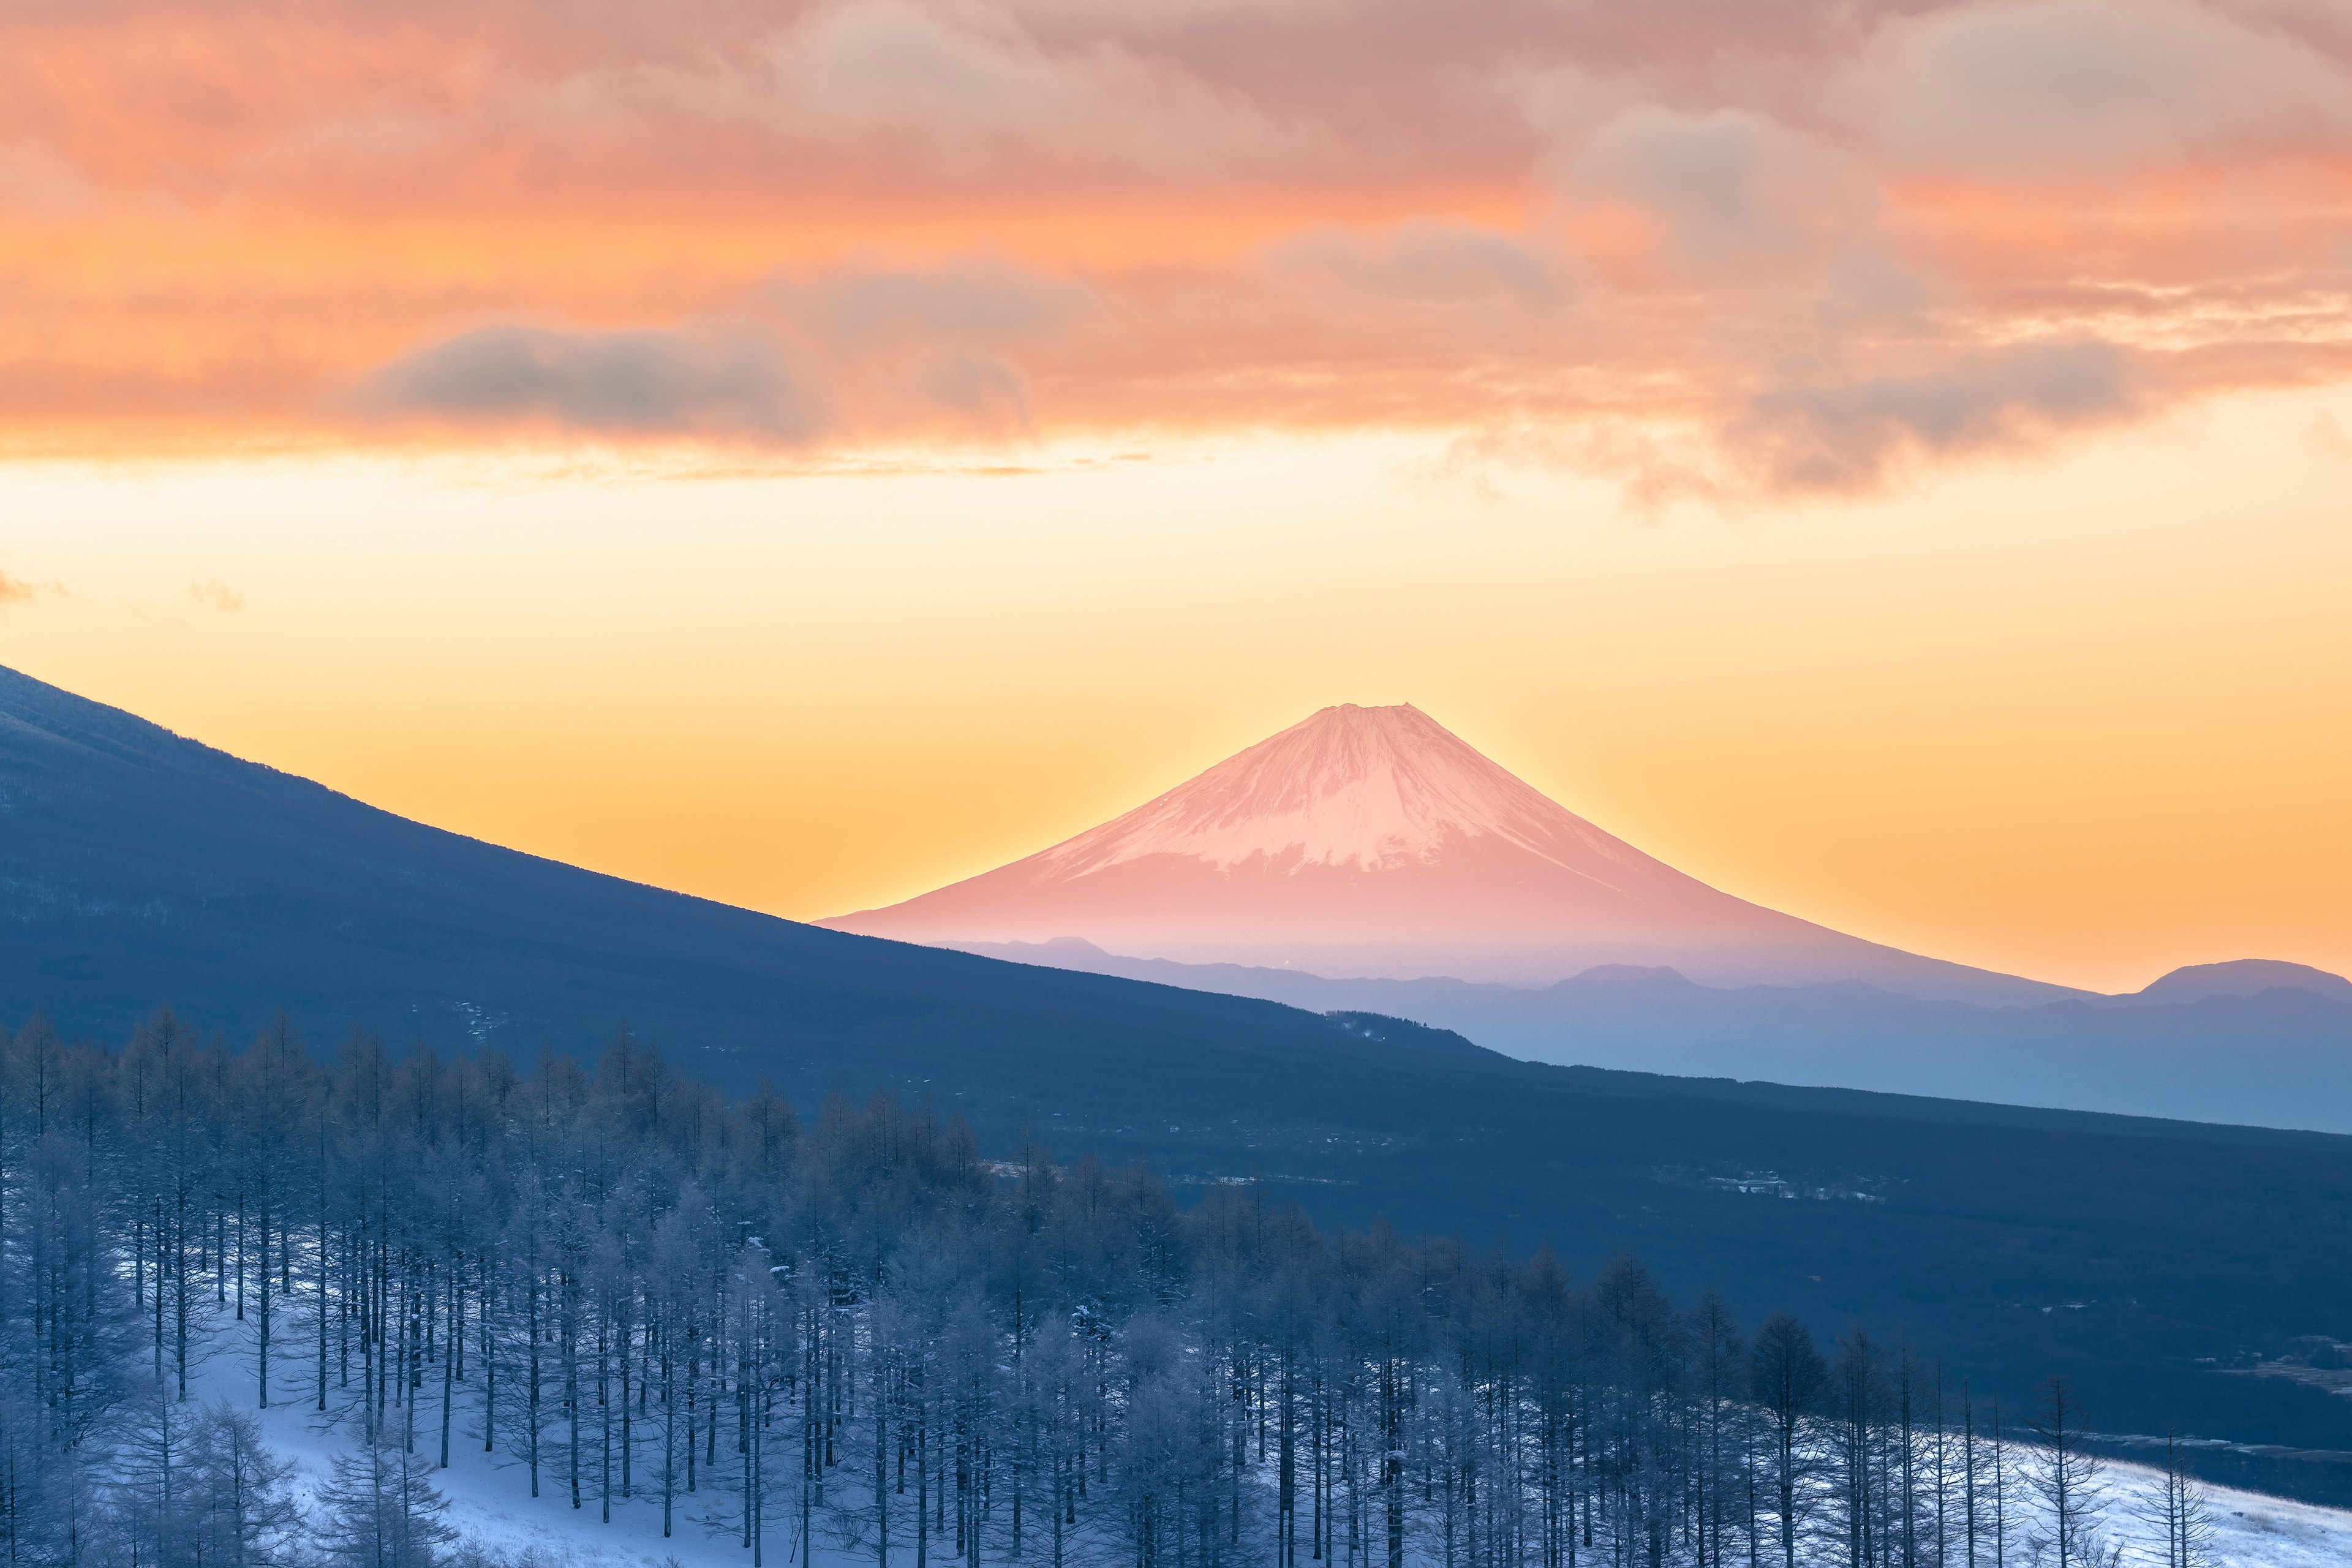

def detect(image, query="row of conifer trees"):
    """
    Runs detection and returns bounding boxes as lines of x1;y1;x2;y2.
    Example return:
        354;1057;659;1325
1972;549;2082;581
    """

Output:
0;1012;2211;1567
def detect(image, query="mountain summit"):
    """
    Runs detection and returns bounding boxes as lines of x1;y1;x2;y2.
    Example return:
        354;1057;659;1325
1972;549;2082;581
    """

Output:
829;704;2069;1003
1032;704;1667;884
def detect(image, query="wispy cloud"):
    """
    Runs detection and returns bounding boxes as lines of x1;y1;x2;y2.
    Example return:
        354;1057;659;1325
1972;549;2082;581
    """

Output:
0;568;64;607
189;578;244;612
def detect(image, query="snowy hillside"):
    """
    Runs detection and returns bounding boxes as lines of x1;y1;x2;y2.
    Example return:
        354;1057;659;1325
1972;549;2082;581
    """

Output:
143;1307;2352;1568
166;1310;835;1568
2105;1462;2352;1568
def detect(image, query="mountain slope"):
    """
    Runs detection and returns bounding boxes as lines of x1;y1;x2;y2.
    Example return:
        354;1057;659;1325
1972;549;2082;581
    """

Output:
6;664;2352;1504
0;663;1428;1091
827;703;2076;1004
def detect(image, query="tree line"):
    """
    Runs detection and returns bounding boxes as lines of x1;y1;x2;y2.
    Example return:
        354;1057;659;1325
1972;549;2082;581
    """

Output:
0;1011;2217;1567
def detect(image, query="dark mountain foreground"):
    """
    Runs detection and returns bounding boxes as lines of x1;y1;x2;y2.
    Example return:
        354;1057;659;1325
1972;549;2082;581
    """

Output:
4;663;2350;1504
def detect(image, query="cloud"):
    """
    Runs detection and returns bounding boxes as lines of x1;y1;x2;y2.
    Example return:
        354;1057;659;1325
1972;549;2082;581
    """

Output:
769;255;1083;349
595;0;1321;178
1722;340;2139;492
0;568;64;606
1873;0;2352;175
189;579;244;612
360;258;1080;440
3;0;2351;498
0;140;94;216
1409;338;2143;505
1267;221;1565;310
1564;106;1887;281
363;323;827;440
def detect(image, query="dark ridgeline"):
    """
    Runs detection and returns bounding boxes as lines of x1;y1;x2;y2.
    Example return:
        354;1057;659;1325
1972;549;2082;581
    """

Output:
0;1015;2187;1568
6;662;2352;1510
956;944;2352;1136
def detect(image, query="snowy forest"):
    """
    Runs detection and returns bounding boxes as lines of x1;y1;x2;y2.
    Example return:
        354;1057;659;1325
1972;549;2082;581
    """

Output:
1;1012;2220;1568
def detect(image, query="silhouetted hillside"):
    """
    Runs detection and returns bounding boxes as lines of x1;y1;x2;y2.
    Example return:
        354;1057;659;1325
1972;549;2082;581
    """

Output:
4;663;2351;1506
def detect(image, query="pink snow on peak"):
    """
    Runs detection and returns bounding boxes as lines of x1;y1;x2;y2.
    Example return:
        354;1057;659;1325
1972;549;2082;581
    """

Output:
823;701;1887;986
827;703;2063;998
1037;702;1654;885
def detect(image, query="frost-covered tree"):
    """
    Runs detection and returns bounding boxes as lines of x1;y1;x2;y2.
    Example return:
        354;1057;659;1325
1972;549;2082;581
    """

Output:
316;1433;459;1568
107;1378;202;1568
2024;1378;2108;1568
186;1402;306;1567
1751;1312;1826;1568
0;1008;2255;1568
2132;1428;2215;1568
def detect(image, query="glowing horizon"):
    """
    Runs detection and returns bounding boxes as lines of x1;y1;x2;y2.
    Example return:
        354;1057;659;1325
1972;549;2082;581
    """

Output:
2;1;2349;993
7;399;2350;995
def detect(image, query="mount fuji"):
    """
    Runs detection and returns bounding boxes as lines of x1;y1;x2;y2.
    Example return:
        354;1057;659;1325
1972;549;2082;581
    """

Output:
826;703;2074;1005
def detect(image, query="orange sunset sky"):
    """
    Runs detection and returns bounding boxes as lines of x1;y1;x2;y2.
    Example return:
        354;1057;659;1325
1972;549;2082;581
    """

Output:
3;0;2350;992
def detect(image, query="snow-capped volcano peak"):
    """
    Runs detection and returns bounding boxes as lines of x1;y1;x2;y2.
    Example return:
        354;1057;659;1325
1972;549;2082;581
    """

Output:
826;701;1749;972
1038;703;1656;887
825;703;2055;1000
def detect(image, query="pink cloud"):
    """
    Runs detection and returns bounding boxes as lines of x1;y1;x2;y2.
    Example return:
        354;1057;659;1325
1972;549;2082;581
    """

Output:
0;0;2346;494
1872;0;2352;176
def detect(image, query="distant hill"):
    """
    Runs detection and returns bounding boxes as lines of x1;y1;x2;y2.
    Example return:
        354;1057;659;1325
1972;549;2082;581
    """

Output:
2124;959;2352;1008
4;663;2352;1505
829;702;2076;1005
952;940;2352;1133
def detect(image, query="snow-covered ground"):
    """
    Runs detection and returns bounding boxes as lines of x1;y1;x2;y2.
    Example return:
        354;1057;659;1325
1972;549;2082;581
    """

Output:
172;1310;2352;1567
180;1313;841;1568
2098;1460;2352;1568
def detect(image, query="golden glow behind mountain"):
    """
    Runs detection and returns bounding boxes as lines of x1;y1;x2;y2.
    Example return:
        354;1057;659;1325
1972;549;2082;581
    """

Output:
829;704;2068;1003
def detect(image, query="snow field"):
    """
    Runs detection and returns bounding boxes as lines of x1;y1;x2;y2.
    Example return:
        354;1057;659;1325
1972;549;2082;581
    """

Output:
170;1305;2352;1568
180;1309;861;1568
